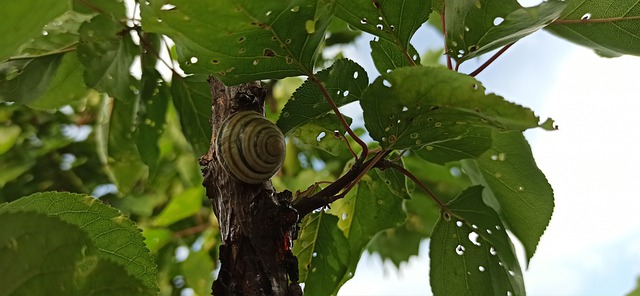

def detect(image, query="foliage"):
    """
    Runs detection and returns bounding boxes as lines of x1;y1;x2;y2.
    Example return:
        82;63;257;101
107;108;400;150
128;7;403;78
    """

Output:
1;0;639;295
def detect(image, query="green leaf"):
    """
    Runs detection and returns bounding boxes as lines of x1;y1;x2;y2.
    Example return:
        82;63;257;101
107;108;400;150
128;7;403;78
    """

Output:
0;192;158;293
134;68;169;172
414;125;492;165
142;228;173;254
545;0;640;57
181;247;215;296
72;0;127;19
14;11;92;59
290;113;353;155
461;130;553;263
0;0;69;61
370;39;421;75
78;14;138;100
336;0;432;48
367;226;424;267
97;95;149;194
0;125;21;155
361;66;548;151
293;212;349;295
445;0;565;62
141;0;335;84
153;186;205;227
170;74;212;156
627;276;640;296
430;186;525;296
0;211;154;296
29;53;90;109
327;172;406;292
0;54;64;104
277;59;368;135
375;161;412;199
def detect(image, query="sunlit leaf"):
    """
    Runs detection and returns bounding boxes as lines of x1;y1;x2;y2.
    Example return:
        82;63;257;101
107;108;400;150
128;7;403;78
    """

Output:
1;192;158;293
0;125;21;155
141;0;334;84
430;186;525;296
445;0;565;62
277;59;368;135
154;186;205;227
361;67;548;155
461;130;553;263
546;0;640;57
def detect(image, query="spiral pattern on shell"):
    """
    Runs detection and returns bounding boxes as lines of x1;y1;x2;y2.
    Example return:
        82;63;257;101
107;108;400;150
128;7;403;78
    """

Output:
216;111;286;184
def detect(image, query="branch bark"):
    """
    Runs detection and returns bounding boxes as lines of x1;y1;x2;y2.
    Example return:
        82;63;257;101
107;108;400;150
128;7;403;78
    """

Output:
200;77;301;296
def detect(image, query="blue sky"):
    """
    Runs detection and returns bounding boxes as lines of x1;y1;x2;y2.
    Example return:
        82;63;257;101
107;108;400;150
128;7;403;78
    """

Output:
336;18;640;296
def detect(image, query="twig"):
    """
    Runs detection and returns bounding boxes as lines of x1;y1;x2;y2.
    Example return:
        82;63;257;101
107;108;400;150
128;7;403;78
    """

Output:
311;76;368;160
382;160;448;210
469;42;515;77
441;2;453;70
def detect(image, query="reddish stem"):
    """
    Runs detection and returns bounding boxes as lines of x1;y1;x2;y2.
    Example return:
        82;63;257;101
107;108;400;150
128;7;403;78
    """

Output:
441;2;453;70
469;42;515;77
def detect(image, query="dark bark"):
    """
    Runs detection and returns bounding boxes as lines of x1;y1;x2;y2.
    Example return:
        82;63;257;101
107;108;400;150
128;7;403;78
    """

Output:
200;77;301;296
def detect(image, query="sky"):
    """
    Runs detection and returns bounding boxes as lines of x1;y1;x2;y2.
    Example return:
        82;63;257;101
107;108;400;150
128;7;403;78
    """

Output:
336;17;640;296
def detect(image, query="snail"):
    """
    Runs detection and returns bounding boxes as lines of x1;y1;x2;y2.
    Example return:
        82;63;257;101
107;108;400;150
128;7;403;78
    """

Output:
216;111;286;184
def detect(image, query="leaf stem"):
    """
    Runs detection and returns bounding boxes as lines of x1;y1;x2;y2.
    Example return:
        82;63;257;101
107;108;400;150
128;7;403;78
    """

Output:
441;2;453;71
469;42;515;77
552;15;640;24
336;150;389;198
383;160;449;211
310;76;368;160
3;46;77;62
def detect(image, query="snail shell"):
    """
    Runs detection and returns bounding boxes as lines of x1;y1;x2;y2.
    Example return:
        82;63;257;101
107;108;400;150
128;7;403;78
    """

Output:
216;111;286;184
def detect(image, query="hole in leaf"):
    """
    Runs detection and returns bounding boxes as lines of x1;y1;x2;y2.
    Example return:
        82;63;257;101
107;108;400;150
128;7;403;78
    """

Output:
455;245;465;255
493;17;504;26
160;4;176;10
456;221;463;227
343;90;350;97
490;247;497;255
265;11;272;16
581;13;591;20
353;71;359;79
316;132;326;142
212;59;220;64
360;18;368;24
263;49;276;57
479;266;485;272
238;36;246;43
376;24;383;30
468;232;481;246
290;6;300;12
189;57;198;64
252;59;259;65
390;25;395;31
382;80;392;87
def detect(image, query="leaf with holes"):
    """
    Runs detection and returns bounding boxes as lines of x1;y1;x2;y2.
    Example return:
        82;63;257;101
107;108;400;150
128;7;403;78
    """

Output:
545;0;640;57
140;0;334;84
327;172;406;292
370;38;421;75
375;160;412;199
461;130;553;263
361;66;550;151
293;211;350;296
445;0;565;62
171;73;212;156
336;0;432;49
291;113;352;156
0;211;155;295
78;14;138;100
277;59;368;135
430;186;525;296
0;192;158;293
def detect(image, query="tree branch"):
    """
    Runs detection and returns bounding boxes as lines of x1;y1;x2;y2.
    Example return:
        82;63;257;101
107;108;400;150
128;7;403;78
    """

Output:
469;42;515;77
